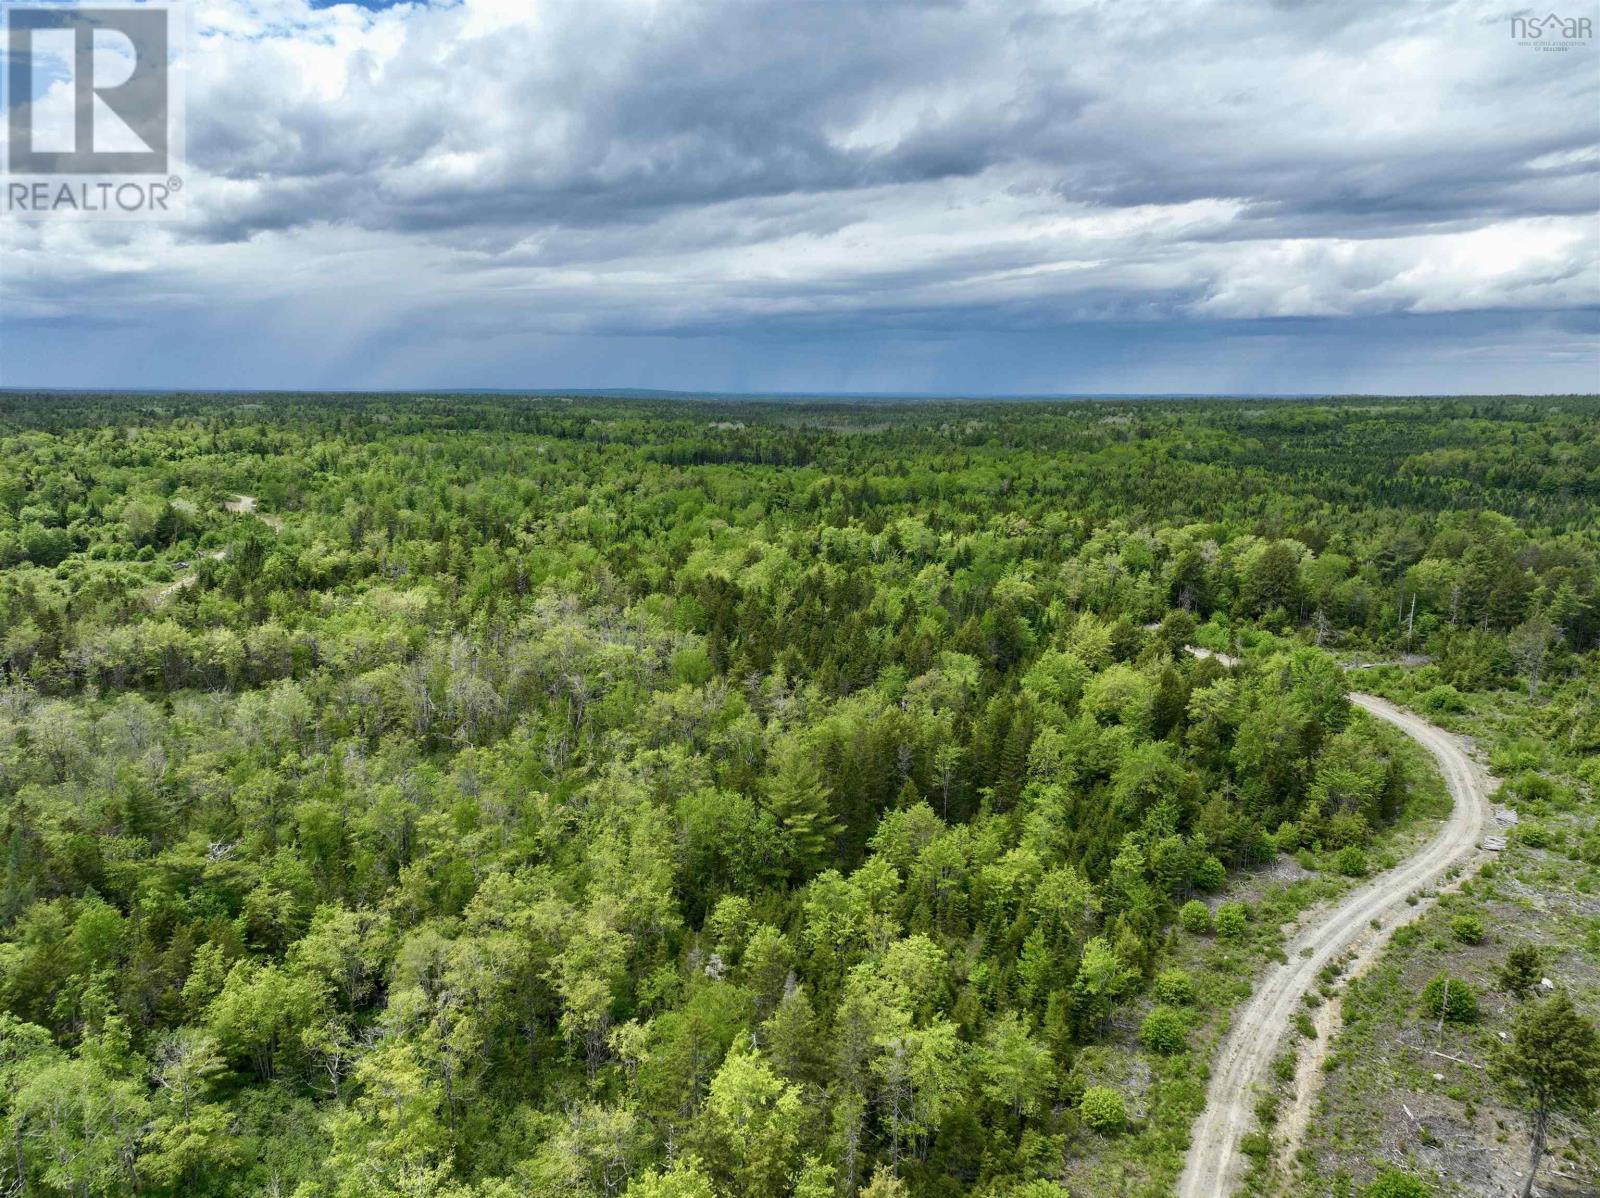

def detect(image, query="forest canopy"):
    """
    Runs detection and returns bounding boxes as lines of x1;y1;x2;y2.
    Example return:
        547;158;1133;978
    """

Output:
0;392;1595;1198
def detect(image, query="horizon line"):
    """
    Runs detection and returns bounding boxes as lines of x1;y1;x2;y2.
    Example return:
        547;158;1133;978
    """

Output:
3;387;1597;402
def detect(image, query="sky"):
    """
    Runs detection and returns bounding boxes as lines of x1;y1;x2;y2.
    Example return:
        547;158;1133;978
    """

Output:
1;0;1597;395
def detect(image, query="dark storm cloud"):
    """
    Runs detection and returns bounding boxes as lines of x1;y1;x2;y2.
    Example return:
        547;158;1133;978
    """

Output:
0;0;1594;391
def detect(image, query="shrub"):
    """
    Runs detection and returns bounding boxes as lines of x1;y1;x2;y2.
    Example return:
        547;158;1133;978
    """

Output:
1364;1169;1432;1198
1005;1184;1065;1198
1507;770;1555;805
1239;1131;1272;1160
1516;823;1553;850
1418;684;1465;716
1324;810;1369;850
1450;914;1485;945
1333;845;1369;877
1293;1010;1317;1039
1179;900;1212;934
1497;943;1541;997
1080;1085;1125;1134
1193;855;1227;892
1490;739;1547;774
1420;973;1478;1023
1154;968;1194;1006
1215;902;1248;939
1139;1005;1188;1055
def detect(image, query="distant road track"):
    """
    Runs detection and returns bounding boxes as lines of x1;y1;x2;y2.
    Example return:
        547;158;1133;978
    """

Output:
1177;692;1495;1198
150;495;279;603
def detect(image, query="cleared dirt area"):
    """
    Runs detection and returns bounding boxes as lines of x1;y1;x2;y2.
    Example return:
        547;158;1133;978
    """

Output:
150;495;282;603
1178;694;1496;1198
226;493;284;530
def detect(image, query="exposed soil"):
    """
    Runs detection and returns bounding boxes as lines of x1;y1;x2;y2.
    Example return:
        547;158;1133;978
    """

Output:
1178;695;1496;1198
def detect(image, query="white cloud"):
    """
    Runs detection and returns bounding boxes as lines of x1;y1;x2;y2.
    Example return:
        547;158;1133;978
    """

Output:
1191;217;1600;318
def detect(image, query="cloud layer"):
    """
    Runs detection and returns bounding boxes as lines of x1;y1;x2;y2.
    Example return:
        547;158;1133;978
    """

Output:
1;0;1596;392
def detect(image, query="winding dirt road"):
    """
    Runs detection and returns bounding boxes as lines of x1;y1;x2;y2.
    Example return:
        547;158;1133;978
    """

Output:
150;496;278;603
153;547;229;601
1177;692;1496;1198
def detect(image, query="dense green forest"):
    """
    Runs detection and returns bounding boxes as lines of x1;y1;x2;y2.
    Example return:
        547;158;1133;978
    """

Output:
0;392;1595;1198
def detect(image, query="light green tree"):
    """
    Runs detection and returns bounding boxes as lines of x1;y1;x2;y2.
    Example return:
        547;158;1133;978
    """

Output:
1071;936;1134;1036
143;1028;238;1189
208;960;326;1081
978;1012;1053;1118
704;1046;805;1198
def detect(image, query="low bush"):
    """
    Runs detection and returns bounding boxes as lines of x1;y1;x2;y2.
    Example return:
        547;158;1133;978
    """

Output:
1239;1131;1272;1160
1420;973;1478;1023
1080;1085;1125;1134
1516;823;1554;849
1333;845;1369;877
1418;684;1466;715
1194;855;1227;892
1271;821;1301;853
1450;914;1486;944
1139;1005;1188;1055
1497;943;1541;997
1179;900;1212;934
1215;902;1248;939
1324;810;1369;850
1154;968;1194;1005
1364;1169;1432;1198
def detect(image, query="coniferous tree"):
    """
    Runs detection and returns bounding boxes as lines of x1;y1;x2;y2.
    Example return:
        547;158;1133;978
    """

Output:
763;739;842;879
1496;991;1600;1198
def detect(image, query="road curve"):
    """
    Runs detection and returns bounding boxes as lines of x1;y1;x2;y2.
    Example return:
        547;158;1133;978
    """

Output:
1177;692;1495;1198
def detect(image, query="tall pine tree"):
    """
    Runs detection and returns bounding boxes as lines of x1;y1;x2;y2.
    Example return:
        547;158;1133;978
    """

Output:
764;739;842;879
